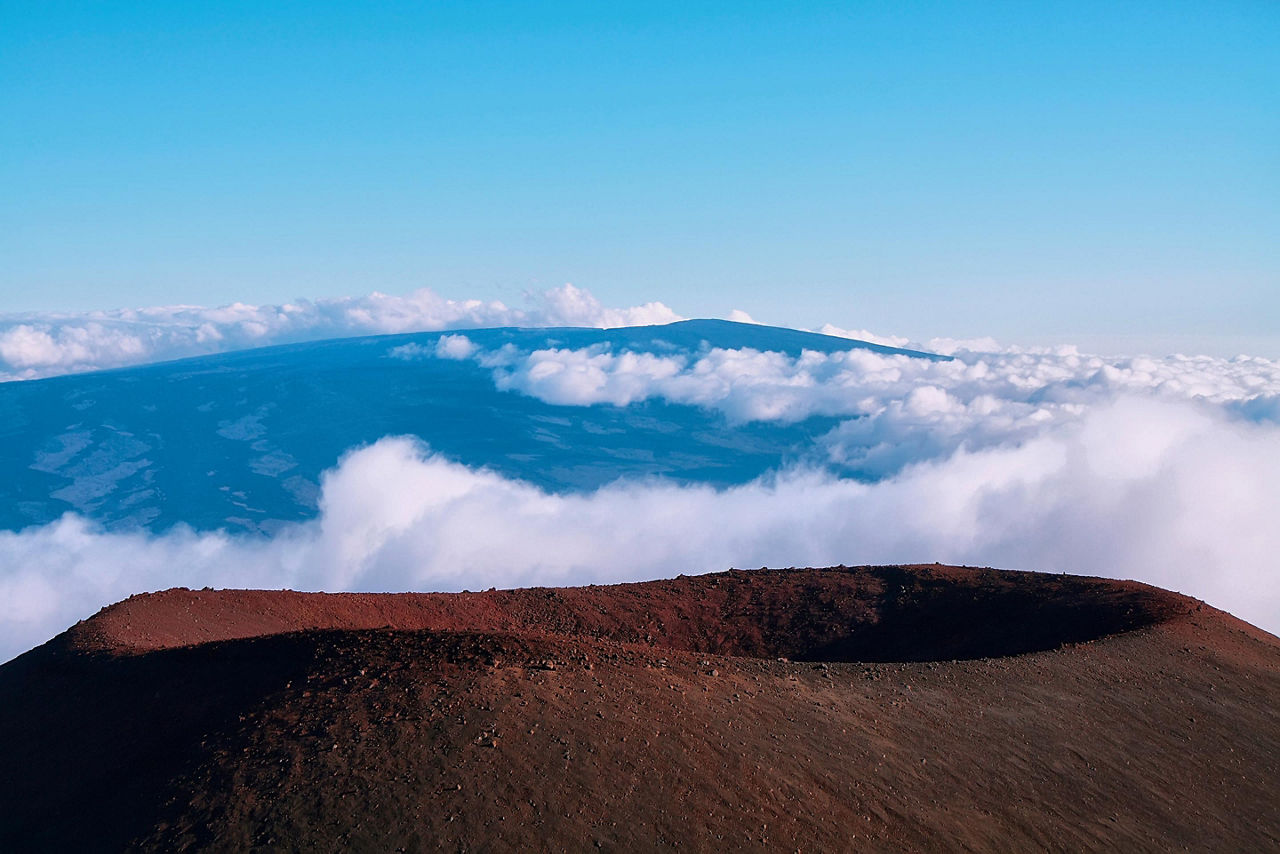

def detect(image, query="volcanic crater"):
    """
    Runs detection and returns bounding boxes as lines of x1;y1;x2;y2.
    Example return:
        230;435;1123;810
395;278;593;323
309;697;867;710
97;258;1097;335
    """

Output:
2;565;1278;852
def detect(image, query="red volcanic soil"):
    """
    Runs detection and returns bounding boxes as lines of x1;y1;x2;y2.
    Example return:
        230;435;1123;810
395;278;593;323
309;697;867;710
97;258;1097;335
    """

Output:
2;565;1279;851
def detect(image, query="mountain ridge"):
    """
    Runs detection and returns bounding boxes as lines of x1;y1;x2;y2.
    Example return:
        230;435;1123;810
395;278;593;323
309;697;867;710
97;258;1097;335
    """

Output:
0;320;941;533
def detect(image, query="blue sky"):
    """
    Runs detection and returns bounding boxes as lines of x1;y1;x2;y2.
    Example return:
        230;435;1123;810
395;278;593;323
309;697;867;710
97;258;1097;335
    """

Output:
2;1;1276;353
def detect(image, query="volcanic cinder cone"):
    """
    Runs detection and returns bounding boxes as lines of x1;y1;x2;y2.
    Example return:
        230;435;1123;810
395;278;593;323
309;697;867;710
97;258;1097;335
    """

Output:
1;565;1278;851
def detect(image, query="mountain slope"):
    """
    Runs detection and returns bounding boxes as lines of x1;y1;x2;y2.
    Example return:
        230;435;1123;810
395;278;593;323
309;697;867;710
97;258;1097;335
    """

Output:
2;565;1277;852
0;320;940;533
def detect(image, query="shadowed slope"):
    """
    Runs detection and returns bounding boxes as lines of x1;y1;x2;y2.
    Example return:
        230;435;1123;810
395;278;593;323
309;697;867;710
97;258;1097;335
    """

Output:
0;320;945;533
2;566;1278;852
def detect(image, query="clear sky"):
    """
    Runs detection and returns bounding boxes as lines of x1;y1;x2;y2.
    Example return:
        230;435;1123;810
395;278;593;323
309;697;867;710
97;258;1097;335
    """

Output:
2;1;1277;353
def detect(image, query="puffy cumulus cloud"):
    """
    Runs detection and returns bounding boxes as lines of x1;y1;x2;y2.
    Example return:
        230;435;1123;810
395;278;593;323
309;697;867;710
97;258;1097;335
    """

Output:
4;397;1280;662
448;341;886;418
434;334;479;360
491;345;690;407
438;337;1280;477
0;322;150;372
0;284;682;382
534;283;681;329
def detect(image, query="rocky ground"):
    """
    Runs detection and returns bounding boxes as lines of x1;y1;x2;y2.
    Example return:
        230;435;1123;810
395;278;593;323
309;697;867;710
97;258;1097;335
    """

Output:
1;565;1277;851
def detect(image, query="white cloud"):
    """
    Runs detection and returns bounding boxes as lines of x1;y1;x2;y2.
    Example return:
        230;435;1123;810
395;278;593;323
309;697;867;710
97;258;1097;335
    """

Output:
0;284;683;382
6;296;1280;665
535;283;680;329
817;323;913;350
434;334;478;360
433;338;1280;478
3;396;1279;663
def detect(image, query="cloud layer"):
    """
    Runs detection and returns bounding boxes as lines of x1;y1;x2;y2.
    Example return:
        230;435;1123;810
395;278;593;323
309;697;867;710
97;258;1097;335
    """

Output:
0;284;681;381
425;335;1280;478
4;395;1279;663
5;297;1279;663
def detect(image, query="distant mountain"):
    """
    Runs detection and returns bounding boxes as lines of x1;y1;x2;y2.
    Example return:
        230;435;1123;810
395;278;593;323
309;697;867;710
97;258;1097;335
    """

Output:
0;320;944;533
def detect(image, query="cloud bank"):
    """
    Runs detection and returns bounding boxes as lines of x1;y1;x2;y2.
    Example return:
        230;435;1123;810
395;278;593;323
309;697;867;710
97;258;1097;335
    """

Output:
4;396;1279;662
5;300;1279;663
424;335;1280;478
0;284;681;382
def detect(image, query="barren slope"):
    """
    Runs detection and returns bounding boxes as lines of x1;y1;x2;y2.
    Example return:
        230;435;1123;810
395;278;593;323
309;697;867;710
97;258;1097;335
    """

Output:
1;565;1278;852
